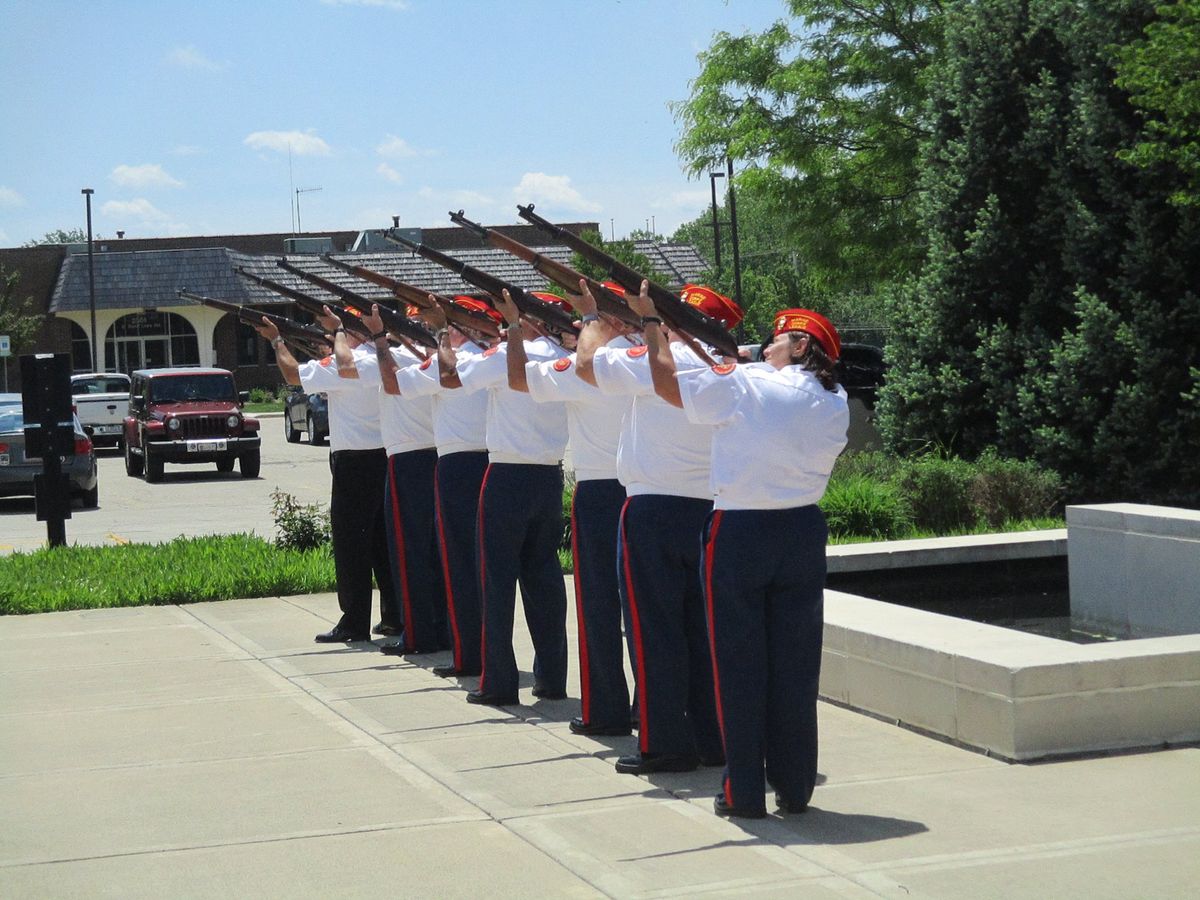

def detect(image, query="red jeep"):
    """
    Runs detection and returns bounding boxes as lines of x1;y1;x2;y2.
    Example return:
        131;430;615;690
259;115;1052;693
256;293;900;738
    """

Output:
123;368;261;483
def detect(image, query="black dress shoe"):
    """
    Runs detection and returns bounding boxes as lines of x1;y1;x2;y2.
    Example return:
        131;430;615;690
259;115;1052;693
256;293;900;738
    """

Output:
372;622;403;637
775;793;808;815
531;684;567;700
432;664;481;678
614;752;699;775
378;643;407;656
714;794;766;819
466;690;518;706
315;626;369;643
569;717;632;736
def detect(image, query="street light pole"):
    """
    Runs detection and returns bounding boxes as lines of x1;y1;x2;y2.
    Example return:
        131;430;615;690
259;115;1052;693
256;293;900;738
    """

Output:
708;171;724;272
726;155;743;314
81;188;97;371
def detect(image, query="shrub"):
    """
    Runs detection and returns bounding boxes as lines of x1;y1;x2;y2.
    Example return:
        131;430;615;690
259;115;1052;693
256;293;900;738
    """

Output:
560;473;576;552
820;474;913;540
270;489;331;551
895;454;977;532
830;450;902;484
969;449;1063;527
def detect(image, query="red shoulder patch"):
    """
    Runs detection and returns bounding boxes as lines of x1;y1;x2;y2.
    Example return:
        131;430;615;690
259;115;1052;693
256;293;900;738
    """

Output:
419;357;433;371
626;345;649;358
553;357;573;372
319;356;334;367
484;345;500;357
712;363;737;375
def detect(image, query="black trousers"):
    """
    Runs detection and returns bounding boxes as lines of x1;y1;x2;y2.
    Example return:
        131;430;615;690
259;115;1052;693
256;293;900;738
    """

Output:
434;451;489;673
329;448;396;635
476;462;568;698
572;478;630;727
703;505;827;813
384;448;445;651
618;494;721;759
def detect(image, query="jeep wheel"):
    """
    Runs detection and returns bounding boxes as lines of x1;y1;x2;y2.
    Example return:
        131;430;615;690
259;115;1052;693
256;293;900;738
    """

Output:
284;412;301;443
79;483;99;509
240;450;261;479
145;451;164;483
124;441;144;477
306;414;325;446
216;456;236;473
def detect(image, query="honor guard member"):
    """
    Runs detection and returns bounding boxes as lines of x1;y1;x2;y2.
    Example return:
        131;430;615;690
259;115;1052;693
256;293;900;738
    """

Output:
640;300;849;819
256;309;399;643
499;287;635;735
394;297;499;677
442;291;572;706
574;281;742;774
347;305;446;654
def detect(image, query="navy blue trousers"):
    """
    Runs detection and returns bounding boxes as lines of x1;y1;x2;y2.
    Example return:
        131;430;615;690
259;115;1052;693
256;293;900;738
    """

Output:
619;494;722;759
384;448;445;652
477;463;569;698
703;505;827;813
329;448;397;635
434;451;489;673
571;478;629;727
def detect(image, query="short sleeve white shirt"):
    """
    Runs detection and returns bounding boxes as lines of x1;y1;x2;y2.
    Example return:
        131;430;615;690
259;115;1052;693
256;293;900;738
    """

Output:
394;346;489;456
678;362;849;510
299;348;383;451
355;348;435;455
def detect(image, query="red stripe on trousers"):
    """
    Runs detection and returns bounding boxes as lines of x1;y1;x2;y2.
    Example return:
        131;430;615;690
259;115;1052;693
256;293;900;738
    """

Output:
388;456;414;647
433;463;462;668
703;510;732;806
571;486;591;721
619;497;651;752
476;463;493;692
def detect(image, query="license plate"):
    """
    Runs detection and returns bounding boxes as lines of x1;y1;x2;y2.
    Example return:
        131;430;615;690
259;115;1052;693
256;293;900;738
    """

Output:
95;425;121;434
0;453;8;466
187;439;227;452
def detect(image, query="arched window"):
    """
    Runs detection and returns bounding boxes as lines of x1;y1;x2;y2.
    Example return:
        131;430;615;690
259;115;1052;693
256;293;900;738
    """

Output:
105;311;200;373
69;321;93;372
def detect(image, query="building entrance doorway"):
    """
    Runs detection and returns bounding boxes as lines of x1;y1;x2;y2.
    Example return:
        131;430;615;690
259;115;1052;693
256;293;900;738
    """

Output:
105;312;199;373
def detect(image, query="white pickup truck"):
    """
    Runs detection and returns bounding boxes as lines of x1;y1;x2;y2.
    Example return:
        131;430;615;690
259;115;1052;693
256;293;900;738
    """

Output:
71;372;131;448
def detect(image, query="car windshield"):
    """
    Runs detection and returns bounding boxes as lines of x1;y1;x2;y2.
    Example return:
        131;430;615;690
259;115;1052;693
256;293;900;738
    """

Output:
72;376;130;395
0;403;22;433
148;374;236;403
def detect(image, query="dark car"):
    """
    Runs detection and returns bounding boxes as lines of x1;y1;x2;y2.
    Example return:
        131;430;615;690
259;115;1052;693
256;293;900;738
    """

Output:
122;368;261;482
0;393;99;508
283;387;328;445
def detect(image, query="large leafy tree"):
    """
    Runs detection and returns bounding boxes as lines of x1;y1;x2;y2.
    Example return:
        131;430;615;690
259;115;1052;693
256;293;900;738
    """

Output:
879;0;1200;505
0;264;43;353
673;1;945;295
1113;0;1200;206
22;227;87;246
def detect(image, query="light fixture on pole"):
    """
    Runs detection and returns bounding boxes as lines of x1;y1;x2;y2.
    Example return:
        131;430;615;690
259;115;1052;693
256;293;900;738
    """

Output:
708;171;725;272
81;188;98;371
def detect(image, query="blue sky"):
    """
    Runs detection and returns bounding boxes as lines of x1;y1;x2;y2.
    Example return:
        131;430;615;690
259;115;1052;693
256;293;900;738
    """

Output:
0;0;785;247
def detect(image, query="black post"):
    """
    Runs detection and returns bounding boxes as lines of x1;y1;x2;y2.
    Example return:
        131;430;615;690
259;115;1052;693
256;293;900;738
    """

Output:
726;155;743;313
708;171;724;272
82;188;97;371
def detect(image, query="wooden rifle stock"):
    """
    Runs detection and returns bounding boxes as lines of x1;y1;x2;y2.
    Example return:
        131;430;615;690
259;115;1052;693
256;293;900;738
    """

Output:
384;229;577;335
235;266;373;341
516;204;738;358
447;210;641;329
275;260;436;351
318;254;500;342
179;290;330;358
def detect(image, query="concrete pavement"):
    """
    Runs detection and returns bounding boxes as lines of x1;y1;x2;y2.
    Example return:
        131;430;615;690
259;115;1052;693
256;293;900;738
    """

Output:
2;587;1197;898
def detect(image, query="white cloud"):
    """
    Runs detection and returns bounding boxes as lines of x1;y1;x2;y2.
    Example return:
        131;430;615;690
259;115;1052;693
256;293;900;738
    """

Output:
101;198;171;223
244;130;332;156
512;173;601;214
377;163;404;185
376;134;423;159
0;186;24;207
320;0;409;11
109;163;184;190
166;45;228;72
417;187;494;208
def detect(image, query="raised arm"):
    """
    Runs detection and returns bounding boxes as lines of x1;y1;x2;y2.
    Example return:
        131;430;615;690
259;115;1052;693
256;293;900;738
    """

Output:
363;304;401;395
496;289;530;392
569;279;617;387
628;280;681;408
254;317;302;386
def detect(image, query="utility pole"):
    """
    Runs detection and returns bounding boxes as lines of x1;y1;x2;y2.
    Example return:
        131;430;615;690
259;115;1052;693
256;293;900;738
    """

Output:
727;155;743;313
81;188;98;371
295;186;322;233
708;171;725;272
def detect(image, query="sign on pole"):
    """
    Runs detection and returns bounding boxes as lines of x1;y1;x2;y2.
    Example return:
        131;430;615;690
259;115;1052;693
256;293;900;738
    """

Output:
0;335;11;357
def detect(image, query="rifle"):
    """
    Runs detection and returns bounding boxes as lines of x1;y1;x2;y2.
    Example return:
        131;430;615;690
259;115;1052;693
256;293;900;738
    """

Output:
516;204;739;359
384;229;578;335
235;266;374;342
318;254;500;343
447;210;641;330
275;259;436;353
179;289;331;358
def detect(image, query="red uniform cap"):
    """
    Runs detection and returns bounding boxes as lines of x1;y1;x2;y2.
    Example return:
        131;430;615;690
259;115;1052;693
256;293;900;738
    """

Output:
773;308;840;360
600;280;626;296
404;303;421;317
530;291;573;311
452;295;504;325
681;284;743;329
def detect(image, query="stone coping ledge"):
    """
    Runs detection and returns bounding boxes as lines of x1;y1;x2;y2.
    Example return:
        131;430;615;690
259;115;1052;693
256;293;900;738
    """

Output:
827;529;1067;573
1068;502;1200;540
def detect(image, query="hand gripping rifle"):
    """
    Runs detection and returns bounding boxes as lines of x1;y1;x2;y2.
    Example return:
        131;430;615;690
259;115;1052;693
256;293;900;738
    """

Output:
235;266;373;342
275;259;437;355
383;229;578;336
179;289;331;359
318;254;501;345
447;210;641;330
516;204;739;359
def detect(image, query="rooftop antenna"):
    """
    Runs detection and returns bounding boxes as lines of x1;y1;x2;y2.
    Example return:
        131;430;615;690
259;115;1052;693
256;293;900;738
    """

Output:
288;143;296;233
295;186;322;234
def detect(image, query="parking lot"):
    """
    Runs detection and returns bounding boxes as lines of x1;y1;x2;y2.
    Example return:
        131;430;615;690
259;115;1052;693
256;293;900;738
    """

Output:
0;413;332;555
